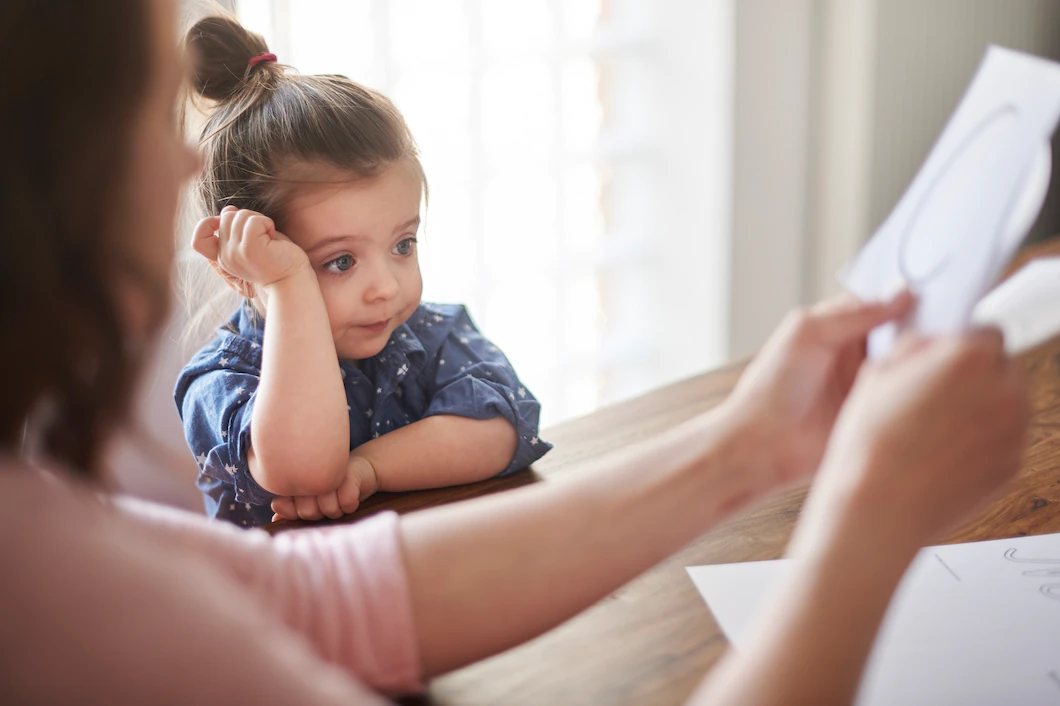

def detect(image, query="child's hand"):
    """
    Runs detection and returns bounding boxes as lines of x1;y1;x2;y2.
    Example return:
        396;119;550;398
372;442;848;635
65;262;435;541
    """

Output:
270;455;379;522
192;205;310;297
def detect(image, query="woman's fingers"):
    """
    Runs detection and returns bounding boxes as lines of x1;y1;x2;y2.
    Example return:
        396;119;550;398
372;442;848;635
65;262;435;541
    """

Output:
808;290;914;348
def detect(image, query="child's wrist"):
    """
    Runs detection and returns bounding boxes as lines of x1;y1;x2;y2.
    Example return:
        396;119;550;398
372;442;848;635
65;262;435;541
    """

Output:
261;260;314;295
350;454;380;498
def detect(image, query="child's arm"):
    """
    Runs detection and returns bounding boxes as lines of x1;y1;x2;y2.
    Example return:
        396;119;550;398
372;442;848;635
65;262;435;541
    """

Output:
270;416;515;522
192;207;350;497
359;415;516;491
271;306;544;522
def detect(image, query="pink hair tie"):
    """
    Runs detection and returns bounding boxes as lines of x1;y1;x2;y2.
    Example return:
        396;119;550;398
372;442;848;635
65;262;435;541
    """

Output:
248;52;277;68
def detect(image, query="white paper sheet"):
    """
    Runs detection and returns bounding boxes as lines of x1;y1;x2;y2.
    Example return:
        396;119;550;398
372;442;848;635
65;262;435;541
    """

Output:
688;533;1060;705
974;256;1060;354
842;47;1060;358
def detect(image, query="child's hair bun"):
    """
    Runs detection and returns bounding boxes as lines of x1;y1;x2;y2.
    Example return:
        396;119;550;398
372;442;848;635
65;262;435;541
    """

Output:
185;15;273;103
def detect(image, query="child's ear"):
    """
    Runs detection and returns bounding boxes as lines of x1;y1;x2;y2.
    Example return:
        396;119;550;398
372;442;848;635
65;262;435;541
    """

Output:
208;259;257;299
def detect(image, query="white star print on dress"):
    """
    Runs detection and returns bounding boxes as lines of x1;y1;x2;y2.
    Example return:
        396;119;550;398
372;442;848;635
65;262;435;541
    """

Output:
196;452;207;465
219;357;229;367
224;464;236;475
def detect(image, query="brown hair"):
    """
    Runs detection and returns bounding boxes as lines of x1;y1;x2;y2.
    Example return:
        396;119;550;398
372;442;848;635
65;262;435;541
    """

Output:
0;1;161;476
180;14;425;344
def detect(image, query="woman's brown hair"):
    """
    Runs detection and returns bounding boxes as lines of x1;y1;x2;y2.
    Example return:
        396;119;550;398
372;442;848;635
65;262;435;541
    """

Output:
181;14;425;344
0;1;162;476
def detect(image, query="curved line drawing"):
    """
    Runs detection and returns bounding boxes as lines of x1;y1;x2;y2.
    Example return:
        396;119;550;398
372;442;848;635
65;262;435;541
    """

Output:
1020;568;1060;577
1041;584;1060;602
898;103;1022;286
1003;547;1060;564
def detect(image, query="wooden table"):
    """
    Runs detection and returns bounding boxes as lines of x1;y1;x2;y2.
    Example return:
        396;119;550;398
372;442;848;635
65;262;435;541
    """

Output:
270;242;1060;706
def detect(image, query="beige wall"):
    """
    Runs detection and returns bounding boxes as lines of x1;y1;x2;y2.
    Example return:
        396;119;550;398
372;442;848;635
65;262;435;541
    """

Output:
731;0;1060;358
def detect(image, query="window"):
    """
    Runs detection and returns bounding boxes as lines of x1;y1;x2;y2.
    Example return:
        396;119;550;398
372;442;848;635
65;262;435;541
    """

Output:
233;0;732;425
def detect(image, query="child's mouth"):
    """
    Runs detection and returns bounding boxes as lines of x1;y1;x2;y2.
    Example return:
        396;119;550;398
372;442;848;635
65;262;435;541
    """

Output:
358;318;391;334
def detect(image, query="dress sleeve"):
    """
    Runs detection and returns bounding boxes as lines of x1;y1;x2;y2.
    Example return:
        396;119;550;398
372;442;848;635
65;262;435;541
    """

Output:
115;497;424;696
176;348;274;506
424;306;551;475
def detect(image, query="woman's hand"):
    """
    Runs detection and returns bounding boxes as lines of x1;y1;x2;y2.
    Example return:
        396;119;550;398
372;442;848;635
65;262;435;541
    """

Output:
270;455;379;522
692;328;1028;706
192;205;309;298
724;291;914;488
793;328;1029;558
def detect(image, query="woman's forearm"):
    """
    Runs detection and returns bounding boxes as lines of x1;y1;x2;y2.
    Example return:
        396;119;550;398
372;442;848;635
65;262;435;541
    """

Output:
690;495;916;705
356;415;516;492
249;266;349;496
398;404;774;677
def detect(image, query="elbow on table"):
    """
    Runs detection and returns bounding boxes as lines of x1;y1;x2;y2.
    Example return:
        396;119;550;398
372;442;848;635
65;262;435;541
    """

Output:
248;445;349;497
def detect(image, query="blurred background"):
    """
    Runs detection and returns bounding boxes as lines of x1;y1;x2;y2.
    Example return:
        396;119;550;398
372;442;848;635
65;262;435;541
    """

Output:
116;0;1060;507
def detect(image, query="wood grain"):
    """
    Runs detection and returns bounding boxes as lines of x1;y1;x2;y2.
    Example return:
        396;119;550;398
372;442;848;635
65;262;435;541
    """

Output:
270;239;1060;705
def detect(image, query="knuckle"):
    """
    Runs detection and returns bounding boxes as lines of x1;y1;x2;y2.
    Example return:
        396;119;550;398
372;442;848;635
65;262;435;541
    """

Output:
783;308;814;339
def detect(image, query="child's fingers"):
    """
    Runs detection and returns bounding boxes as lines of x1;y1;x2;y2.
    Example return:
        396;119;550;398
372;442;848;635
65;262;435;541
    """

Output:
316;491;344;520
294;495;324;521
218;207;239;247
270;497;298;520
229;208;255;245
244;214;278;249
191;216;221;261
336;480;361;515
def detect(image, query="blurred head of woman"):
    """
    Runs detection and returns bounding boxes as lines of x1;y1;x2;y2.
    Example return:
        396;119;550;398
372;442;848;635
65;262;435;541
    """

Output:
0;0;198;475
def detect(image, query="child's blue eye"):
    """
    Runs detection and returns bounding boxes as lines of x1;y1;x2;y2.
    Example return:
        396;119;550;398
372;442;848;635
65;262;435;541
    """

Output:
324;255;354;273
392;238;417;257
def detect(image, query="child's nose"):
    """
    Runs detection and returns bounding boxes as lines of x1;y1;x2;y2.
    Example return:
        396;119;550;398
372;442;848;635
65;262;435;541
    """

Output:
363;263;400;303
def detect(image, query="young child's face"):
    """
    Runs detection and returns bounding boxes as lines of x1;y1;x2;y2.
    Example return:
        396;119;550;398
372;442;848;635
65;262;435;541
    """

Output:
282;159;424;360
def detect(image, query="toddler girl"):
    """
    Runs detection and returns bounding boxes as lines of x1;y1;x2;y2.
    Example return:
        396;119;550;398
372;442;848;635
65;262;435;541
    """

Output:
175;15;550;527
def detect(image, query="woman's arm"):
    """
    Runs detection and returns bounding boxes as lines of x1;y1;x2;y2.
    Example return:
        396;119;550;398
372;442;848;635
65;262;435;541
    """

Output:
400;402;769;676
395;294;916;677
690;329;1028;705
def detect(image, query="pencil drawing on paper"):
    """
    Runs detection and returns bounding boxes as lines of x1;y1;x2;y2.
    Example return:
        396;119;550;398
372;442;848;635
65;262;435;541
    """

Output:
1003;547;1060;602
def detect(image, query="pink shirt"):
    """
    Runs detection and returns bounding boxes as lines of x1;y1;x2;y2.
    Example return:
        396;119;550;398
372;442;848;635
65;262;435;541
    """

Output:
0;461;423;705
